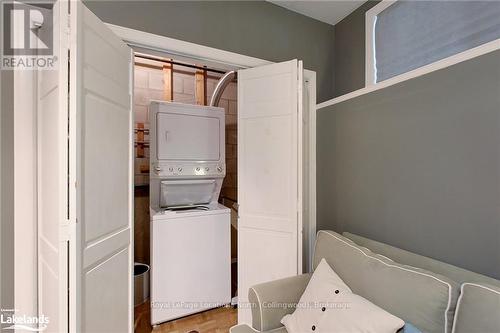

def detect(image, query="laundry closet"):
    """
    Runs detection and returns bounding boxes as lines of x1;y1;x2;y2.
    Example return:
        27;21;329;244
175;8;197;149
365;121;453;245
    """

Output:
132;54;239;326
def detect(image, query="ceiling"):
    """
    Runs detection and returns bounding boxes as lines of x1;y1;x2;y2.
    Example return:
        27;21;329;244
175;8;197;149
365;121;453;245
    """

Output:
269;1;365;26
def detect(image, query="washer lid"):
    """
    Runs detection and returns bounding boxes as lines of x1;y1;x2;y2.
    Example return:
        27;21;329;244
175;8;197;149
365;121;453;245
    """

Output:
151;203;231;219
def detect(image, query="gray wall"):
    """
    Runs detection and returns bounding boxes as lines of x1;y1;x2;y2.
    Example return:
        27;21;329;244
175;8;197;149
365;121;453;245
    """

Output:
1;68;15;309
317;50;500;279
334;1;378;97
84;0;335;102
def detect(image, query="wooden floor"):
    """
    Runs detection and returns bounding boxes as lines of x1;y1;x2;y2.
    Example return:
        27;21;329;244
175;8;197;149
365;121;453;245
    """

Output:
135;301;237;333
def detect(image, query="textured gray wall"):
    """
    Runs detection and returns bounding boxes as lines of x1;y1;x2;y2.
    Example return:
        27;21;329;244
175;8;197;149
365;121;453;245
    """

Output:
317;50;500;279
334;1;378;97
84;0;335;102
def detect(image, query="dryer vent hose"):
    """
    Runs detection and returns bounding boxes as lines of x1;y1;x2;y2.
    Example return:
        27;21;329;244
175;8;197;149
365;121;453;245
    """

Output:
210;71;237;107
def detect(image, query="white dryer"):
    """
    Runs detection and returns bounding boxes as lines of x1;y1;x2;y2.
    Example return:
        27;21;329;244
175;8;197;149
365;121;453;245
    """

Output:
149;101;231;325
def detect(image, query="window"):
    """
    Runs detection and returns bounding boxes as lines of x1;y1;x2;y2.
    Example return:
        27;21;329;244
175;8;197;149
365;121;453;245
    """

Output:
366;1;500;85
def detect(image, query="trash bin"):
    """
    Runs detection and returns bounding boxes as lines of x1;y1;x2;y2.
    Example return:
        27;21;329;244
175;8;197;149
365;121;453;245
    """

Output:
134;262;150;306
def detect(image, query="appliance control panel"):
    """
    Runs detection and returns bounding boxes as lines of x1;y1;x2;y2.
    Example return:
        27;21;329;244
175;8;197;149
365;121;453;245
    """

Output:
152;162;225;177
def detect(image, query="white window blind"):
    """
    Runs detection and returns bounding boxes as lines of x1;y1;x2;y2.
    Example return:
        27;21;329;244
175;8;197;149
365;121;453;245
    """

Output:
373;1;500;83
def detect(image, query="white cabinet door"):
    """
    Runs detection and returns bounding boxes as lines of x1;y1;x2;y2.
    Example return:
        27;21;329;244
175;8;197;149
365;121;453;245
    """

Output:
68;2;133;332
237;60;303;324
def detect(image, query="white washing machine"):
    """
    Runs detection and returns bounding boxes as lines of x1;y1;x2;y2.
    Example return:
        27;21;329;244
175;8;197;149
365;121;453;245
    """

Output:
150;204;230;324
149;101;231;325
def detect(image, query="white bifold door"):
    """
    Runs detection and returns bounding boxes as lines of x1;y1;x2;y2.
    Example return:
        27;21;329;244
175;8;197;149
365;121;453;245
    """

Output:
238;60;312;324
38;1;133;332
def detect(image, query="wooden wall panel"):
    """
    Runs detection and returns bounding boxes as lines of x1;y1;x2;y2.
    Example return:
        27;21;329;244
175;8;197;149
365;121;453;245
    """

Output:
195;70;207;105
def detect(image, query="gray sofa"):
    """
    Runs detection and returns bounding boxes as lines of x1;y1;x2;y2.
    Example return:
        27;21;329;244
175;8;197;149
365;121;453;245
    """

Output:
231;230;500;333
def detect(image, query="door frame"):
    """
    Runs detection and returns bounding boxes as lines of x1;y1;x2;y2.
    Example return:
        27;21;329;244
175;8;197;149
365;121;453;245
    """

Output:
107;23;317;271
106;24;271;70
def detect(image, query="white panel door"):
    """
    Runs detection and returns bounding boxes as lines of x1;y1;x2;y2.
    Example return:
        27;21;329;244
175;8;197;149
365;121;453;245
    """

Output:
68;2;133;332
37;2;69;331
238;60;303;324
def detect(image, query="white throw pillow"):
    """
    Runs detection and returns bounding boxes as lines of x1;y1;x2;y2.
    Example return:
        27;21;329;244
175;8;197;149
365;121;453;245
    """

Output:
281;258;404;333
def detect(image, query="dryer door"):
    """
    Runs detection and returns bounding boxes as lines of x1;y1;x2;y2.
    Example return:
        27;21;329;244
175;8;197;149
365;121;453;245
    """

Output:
156;112;221;161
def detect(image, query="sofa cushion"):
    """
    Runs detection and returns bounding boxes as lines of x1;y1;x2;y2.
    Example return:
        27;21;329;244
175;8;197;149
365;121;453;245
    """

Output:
313;230;460;333
343;232;500;288
281;258;404;333
451;283;500;333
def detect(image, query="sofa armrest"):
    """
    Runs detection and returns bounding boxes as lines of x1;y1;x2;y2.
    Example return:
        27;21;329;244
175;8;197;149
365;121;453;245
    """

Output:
248;273;312;331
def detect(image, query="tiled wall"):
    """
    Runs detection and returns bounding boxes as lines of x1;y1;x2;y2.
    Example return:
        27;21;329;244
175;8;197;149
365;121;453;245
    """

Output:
173;71;197;104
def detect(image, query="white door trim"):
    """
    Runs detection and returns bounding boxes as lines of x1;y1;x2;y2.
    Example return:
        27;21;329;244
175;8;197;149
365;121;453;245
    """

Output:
303;69;316;273
106;22;316;272
319;38;500;110
106;23;272;70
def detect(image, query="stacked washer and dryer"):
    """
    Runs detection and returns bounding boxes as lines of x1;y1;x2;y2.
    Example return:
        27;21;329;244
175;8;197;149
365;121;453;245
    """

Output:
149;101;231;325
